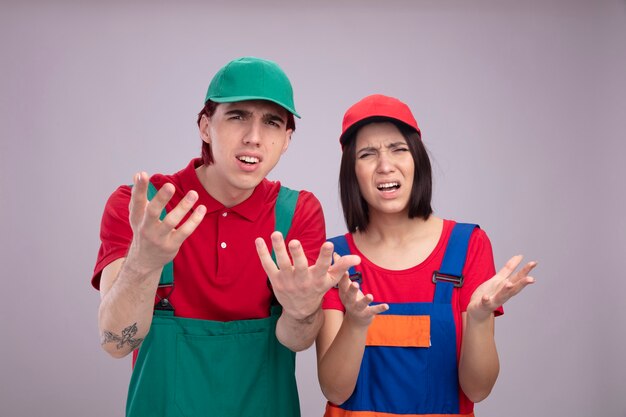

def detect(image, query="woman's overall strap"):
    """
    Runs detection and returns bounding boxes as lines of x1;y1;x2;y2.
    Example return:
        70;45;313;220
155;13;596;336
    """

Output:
433;223;478;304
327;235;357;277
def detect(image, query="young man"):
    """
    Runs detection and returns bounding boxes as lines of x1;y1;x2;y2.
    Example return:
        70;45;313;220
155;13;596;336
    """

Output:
93;57;359;416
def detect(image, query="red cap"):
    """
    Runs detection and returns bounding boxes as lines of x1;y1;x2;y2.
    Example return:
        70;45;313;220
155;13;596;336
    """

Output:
340;94;421;147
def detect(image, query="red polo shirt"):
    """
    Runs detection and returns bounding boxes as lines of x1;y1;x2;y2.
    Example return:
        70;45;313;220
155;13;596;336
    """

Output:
93;158;326;321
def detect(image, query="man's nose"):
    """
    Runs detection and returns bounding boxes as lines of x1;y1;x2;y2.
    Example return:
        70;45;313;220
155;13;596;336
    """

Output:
243;120;263;146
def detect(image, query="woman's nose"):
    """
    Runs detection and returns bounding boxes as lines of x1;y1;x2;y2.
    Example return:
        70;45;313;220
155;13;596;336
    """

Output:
376;152;394;173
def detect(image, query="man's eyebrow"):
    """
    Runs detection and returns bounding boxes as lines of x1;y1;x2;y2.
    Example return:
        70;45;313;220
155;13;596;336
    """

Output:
263;112;286;124
224;109;252;117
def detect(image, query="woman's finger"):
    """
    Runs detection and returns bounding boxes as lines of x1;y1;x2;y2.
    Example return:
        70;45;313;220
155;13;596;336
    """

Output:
508;261;538;285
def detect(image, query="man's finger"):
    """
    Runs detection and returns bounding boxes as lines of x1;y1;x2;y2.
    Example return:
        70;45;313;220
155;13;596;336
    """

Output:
288;239;309;272
270;232;293;271
145;183;176;226
309;242;335;279
129;172;149;228
172;204;207;245
162;190;199;230
327;254;361;287
255;237;279;277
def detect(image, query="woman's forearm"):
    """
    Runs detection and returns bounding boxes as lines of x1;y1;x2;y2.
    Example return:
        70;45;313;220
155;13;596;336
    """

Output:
458;313;499;402
318;316;369;405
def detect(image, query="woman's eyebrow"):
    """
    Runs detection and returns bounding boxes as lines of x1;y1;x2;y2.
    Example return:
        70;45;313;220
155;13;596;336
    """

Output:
356;145;378;154
386;141;408;149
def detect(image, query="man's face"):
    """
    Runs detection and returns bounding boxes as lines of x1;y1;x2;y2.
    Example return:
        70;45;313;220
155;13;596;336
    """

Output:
200;100;292;202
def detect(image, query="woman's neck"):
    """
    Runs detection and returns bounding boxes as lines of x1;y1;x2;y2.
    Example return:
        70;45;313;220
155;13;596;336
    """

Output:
353;214;444;270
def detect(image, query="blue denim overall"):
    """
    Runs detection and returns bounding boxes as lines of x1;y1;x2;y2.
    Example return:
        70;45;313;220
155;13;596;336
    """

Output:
325;223;478;417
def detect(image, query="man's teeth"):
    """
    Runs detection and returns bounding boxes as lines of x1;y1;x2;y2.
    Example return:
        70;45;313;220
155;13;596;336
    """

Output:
238;156;259;164
377;182;399;190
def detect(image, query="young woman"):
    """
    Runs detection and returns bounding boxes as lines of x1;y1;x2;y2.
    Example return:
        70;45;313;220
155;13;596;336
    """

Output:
317;94;536;417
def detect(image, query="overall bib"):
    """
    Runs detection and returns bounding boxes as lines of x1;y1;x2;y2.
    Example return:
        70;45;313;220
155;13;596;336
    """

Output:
325;223;478;417
126;184;301;417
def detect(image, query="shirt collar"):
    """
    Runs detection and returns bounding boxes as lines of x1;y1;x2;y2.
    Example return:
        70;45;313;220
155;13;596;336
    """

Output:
181;158;270;222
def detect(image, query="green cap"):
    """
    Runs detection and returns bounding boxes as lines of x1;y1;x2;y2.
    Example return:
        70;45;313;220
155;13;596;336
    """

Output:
205;57;300;118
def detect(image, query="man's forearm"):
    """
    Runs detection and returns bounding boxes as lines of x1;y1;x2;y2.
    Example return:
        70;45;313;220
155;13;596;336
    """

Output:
98;258;162;358
275;306;324;352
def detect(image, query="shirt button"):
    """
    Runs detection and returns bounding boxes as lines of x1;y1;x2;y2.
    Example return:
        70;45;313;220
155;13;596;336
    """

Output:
220;242;227;249
222;212;228;217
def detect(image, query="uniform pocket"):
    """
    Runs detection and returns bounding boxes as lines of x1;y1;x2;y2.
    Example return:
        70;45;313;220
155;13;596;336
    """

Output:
175;330;270;417
346;314;432;414
366;315;430;347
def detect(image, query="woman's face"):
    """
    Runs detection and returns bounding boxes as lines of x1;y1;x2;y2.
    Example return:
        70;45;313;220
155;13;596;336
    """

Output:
354;122;415;217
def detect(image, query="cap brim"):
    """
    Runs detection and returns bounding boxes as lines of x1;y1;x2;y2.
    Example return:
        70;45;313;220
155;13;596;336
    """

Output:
207;95;301;118
340;116;421;146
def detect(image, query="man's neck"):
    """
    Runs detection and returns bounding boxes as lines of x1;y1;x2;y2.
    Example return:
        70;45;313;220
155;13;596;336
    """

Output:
194;164;256;208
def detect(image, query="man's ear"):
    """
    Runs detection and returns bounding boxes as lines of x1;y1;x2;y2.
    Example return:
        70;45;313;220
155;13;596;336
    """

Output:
199;114;211;144
281;130;293;154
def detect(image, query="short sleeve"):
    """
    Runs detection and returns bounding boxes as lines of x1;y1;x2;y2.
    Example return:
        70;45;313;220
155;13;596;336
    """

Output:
459;227;503;316
322;286;345;312
91;185;133;290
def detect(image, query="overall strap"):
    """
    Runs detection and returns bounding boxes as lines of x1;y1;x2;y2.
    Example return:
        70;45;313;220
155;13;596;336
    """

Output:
433;223;478;304
267;186;300;306
271;186;299;264
328;235;357;277
327;235;361;285
145;182;175;315
146;182;174;286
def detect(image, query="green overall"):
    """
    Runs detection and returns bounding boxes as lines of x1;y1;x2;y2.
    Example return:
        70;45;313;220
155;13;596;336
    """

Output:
126;184;301;417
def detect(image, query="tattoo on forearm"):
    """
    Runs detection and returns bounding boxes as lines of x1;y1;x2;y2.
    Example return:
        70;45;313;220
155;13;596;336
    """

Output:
101;323;144;350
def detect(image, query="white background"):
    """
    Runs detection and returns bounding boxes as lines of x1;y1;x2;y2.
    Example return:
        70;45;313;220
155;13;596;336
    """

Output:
1;1;625;416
